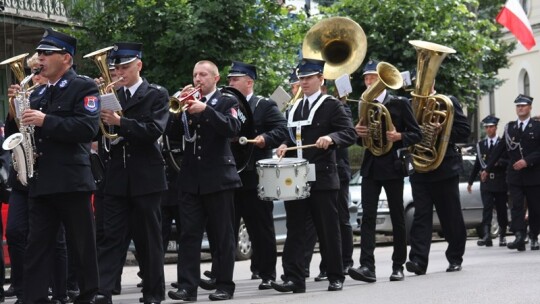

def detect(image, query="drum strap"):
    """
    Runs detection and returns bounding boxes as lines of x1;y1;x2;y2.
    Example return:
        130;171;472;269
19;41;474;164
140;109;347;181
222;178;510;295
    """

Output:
287;94;330;158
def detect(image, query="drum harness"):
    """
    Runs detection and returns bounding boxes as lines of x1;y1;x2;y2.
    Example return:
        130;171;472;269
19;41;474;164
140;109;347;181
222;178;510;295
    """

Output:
287;94;330;158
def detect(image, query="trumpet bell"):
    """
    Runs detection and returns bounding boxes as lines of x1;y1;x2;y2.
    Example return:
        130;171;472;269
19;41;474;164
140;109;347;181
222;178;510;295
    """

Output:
302;17;367;80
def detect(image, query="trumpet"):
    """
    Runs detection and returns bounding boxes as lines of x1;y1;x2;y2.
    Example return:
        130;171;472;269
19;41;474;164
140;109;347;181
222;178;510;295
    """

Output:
169;85;201;114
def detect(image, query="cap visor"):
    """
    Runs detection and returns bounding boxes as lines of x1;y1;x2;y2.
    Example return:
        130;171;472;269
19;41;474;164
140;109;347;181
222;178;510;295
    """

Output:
362;71;377;76
36;44;63;51
298;71;321;78
227;72;247;78
113;57;138;66
515;102;531;105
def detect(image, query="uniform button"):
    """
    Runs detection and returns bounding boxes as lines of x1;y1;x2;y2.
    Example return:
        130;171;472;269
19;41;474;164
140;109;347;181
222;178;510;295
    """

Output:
197;124;201;128
197;156;201;160
39;152;43;156
38;139;43;142
228;159;231;162
197;146;201;150
127;154;131;157
197;135;201;139
126;142;129;146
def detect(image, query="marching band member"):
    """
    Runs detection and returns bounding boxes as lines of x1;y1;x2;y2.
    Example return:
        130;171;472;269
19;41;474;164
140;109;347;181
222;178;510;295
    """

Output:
168;60;242;302
467;115;509;247
19;28;100;304
482;94;540;251
350;59;421;283
406;84;470;275
95;42;169;304
273;58;356;293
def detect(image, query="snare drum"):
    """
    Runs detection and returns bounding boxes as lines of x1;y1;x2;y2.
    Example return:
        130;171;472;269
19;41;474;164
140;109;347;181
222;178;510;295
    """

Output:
256;158;310;201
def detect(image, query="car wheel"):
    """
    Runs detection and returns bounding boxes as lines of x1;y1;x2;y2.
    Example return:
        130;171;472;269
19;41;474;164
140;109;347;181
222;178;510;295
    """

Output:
236;220;252;261
404;205;415;244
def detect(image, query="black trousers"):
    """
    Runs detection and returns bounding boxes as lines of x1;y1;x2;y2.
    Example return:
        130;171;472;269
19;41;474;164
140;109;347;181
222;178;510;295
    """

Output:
161;204;181;252
480;190;508;228
24;191;98;304
409;175;466;269
234;188;277;281
507;184;540;236
360;177;406;271
305;180;354;273
178;190;236;295
282;190;344;288
97;192;164;301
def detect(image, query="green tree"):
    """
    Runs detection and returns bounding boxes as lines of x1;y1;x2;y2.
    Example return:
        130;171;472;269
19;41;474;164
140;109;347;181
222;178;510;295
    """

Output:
64;0;310;96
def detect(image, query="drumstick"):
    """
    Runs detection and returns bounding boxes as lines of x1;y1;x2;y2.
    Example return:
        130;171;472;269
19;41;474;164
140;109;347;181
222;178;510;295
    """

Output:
278;142;333;162
238;136;257;145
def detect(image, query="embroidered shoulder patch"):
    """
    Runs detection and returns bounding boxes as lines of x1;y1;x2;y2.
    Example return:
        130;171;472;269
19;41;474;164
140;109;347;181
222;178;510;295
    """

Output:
84;96;99;112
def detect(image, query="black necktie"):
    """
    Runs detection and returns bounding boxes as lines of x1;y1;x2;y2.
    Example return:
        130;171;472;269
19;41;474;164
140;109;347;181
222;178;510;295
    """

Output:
302;99;310;119
519;122;524;135
489;139;494;152
125;89;132;103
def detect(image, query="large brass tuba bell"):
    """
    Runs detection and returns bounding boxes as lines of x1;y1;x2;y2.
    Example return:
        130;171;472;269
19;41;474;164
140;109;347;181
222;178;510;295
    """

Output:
358;62;403;156
408;40;456;172
84;46;123;140
302;16;367;80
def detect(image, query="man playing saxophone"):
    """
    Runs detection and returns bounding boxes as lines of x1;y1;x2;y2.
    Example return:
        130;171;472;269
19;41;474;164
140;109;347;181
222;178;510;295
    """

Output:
350;59;421;283
12;28;100;304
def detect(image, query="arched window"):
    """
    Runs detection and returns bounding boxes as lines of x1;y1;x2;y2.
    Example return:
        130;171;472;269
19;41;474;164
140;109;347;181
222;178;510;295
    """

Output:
523;71;530;96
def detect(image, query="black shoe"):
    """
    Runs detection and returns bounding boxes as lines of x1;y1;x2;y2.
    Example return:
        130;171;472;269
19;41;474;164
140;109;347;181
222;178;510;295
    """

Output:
477;239;486;246
348;266;376;283
171;282;179;288
499;237;507;247
280;274;287;281
314;271;328;282
485;239;493;247
258;280;273;290
199;278;217;290
251;272;261;280
136;280;144;288
209;290;233;301
507;232;526;251
67;289;80;299
446;263;462;272
94;294;112;304
111;288;121;295
168;289;197;301
204;270;214;279
52;296;70;304
5;285;15;298
271;281;306;293
327;281;343;291
389;267;404;281
343;265;352;276
531;238;540;250
405;261;426;275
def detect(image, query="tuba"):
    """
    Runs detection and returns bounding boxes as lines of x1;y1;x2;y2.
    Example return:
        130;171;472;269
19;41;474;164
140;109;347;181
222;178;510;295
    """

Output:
83;46;123;140
302;16;367;80
358;62;403;156
408;40;456;172
0;55;42;186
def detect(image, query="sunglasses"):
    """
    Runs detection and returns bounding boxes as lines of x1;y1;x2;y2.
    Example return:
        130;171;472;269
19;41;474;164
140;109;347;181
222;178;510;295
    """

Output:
37;50;67;56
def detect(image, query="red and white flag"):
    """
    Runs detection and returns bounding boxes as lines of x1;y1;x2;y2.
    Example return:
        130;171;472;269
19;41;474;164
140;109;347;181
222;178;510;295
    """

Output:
496;0;536;50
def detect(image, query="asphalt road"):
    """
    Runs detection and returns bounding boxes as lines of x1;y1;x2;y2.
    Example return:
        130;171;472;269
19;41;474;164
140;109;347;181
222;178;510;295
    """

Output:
6;238;539;303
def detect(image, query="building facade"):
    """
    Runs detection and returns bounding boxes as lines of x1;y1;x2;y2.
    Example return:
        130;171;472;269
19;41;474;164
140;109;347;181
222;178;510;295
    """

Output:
477;0;539;136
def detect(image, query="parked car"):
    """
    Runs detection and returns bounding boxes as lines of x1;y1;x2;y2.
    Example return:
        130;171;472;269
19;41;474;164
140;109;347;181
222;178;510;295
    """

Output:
354;154;496;241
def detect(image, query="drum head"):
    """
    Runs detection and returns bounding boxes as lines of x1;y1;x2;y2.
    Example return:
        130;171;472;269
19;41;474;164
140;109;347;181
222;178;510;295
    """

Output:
257;157;307;167
222;86;255;173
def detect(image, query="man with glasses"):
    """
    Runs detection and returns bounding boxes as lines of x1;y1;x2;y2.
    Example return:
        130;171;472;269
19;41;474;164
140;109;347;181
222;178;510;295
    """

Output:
17;28;100;304
467;115;509;247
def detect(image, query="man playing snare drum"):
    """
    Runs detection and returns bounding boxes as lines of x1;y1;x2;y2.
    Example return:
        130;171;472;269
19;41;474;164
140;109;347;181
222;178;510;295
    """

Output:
273;58;356;293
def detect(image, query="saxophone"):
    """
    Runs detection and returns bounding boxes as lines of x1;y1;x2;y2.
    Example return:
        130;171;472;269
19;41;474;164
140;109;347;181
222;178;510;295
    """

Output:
2;68;42;186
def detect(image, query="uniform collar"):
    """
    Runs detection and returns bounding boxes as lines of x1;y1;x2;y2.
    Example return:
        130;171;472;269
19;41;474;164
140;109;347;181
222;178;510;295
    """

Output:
124;77;143;97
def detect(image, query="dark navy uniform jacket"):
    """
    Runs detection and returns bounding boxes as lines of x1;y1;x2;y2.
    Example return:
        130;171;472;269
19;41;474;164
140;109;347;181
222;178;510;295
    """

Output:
486;119;540;186
468;137;508;192
409;96;471;182
103;78;169;197
359;93;422;180
284;93;357;191
26;68;100;197
169;89;243;195
240;95;287;190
